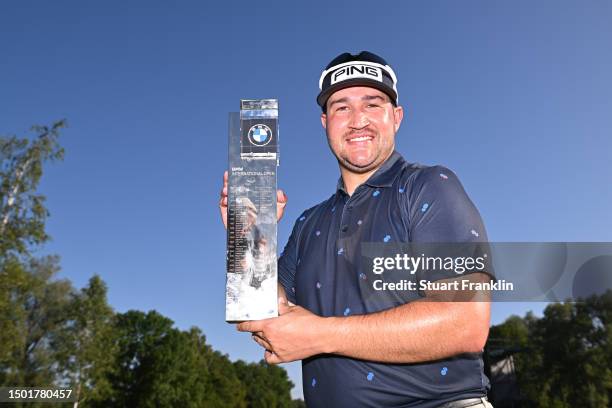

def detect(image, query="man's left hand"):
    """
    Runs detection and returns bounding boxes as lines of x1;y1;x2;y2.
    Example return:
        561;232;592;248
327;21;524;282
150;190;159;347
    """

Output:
237;298;328;364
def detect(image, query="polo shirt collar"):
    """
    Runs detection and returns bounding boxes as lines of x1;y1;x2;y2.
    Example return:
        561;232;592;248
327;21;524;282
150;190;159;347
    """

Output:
336;150;404;194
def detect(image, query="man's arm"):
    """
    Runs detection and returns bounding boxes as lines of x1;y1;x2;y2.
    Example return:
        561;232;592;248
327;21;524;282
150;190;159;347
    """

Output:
326;275;490;363
241;273;490;364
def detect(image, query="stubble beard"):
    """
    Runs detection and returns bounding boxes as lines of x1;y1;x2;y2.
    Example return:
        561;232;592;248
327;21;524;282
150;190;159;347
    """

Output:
327;130;394;175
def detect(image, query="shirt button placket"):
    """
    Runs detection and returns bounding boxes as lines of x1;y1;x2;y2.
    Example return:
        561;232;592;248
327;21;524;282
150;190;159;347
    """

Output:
338;196;357;262
339;202;353;236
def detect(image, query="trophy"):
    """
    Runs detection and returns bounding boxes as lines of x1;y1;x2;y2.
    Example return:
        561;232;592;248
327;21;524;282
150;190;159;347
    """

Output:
226;99;279;322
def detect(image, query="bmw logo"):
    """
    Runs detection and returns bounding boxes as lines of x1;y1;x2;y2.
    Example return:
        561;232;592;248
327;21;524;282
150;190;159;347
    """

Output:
248;124;272;146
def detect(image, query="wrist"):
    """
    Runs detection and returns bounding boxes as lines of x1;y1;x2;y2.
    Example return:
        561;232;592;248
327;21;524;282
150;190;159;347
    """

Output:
317;316;343;355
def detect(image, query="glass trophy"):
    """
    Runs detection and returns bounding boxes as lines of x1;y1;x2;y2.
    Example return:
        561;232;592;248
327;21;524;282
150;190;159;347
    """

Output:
226;99;279;322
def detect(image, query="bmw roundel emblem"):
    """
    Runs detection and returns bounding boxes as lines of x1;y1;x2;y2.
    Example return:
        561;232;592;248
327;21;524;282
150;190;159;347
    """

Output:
248;124;272;146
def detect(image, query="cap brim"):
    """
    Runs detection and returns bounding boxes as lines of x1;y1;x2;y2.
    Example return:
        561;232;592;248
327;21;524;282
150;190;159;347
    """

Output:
317;78;398;109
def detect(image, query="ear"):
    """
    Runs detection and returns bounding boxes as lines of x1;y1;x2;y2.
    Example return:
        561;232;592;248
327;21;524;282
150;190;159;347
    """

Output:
320;112;327;129
393;105;404;132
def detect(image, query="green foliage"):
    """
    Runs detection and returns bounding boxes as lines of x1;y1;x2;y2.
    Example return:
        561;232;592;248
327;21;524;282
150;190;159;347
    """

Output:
93;310;245;407
234;360;294;408
53;275;116;406
0;266;299;407
291;399;307;408
0;256;25;381
203;349;247;408
489;314;530;347
489;291;612;408
0;120;66;258
0;255;72;388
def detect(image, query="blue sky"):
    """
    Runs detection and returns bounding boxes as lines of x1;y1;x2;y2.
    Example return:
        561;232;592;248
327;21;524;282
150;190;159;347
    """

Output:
2;0;611;398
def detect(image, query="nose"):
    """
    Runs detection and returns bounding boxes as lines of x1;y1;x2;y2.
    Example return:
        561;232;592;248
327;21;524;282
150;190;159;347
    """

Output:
349;109;369;129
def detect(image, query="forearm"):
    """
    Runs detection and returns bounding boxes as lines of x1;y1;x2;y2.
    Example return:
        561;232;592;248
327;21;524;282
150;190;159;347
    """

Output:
321;299;490;363
242;278;490;365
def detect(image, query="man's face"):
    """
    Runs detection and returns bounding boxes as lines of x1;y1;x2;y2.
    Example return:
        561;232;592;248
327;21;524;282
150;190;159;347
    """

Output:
321;86;403;174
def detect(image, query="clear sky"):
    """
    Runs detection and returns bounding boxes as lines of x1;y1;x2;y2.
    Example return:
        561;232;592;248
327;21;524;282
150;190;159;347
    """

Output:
2;0;611;399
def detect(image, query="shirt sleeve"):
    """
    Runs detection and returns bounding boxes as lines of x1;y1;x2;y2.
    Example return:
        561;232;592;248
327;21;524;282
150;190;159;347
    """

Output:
278;215;304;304
407;166;486;242
406;165;494;281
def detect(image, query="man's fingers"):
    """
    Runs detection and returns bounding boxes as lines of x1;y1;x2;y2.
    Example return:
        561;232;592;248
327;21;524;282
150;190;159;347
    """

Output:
220;171;229;228
219;196;228;228
264;350;282;365
237;320;264;333
222;170;284;225
251;333;272;351
220;172;228;200
237;321;253;332
221;171;228;199
276;189;287;222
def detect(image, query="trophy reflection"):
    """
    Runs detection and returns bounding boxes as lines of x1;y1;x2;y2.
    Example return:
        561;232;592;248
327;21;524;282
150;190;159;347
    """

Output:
236;196;272;289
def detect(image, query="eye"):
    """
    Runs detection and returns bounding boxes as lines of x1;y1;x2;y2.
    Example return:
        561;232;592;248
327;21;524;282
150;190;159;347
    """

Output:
335;106;349;112
367;103;380;109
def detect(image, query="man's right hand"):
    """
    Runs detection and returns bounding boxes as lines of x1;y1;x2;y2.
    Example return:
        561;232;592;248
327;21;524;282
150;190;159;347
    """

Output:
219;171;288;229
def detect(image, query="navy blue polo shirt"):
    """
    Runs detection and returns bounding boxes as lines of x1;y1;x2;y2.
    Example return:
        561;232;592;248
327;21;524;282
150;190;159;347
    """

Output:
278;151;492;407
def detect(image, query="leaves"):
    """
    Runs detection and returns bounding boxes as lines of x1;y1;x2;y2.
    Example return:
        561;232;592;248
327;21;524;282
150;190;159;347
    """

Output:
0;120;66;258
234;360;294;408
0;255;72;388
0;267;302;407
488;291;612;407
53;275;116;405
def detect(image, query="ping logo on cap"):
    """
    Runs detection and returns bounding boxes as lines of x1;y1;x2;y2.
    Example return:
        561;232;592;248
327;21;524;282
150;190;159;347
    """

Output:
330;63;383;85
317;52;399;109
247;124;272;146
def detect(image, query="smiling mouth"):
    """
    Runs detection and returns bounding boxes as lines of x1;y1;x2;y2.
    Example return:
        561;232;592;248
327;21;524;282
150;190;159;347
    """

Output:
346;133;375;143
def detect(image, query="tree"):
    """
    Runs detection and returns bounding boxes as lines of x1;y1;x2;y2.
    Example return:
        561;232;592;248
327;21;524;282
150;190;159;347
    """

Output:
0;120;66;258
53;275;116;406
489;291;612;408
530;293;612;407
0;255;72;387
0;256;25;383
99;310;247;408
234;360;294;408
0;120;74;408
203;349;247;408
1;120;68;384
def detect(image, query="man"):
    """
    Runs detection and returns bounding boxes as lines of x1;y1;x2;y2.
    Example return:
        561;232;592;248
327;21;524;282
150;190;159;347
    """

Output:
220;51;494;407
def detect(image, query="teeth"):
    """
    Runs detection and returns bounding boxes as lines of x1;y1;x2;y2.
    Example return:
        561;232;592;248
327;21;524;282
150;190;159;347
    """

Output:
348;136;372;142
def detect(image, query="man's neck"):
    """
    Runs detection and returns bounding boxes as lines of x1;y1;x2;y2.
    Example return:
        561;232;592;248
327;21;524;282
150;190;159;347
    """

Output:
340;167;378;196
339;150;396;196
